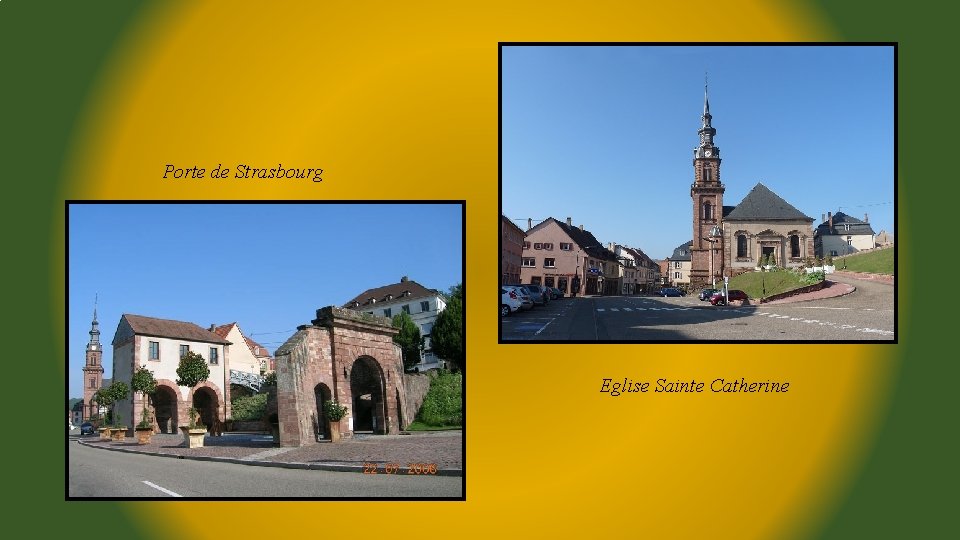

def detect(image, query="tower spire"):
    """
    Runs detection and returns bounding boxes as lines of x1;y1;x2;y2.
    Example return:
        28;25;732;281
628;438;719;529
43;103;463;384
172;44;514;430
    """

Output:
88;294;100;347
704;72;710;116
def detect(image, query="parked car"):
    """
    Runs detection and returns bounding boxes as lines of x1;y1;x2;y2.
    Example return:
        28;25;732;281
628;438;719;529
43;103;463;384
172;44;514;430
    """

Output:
550;287;564;299
501;287;524;316
699;288;719;301
659;287;685;297
710;289;749;306
503;285;534;310
520;284;548;305
80;421;96;435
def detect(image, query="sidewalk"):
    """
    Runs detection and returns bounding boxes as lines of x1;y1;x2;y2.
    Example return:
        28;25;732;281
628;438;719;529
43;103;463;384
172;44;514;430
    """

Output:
75;430;463;476
759;279;856;306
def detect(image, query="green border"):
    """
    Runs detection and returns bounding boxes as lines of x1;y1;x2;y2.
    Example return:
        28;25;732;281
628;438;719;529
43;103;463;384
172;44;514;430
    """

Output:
811;1;956;538
1;0;152;535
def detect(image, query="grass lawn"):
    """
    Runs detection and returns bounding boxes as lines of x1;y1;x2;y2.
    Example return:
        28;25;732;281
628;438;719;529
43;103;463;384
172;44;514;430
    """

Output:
727;270;813;299
834;247;894;275
405;421;461;432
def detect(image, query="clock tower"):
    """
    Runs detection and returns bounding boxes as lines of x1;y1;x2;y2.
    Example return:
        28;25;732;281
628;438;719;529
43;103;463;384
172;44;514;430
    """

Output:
81;299;104;421
690;79;725;289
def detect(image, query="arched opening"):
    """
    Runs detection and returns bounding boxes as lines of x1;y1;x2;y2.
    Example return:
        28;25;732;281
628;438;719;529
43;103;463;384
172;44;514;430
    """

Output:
152;385;179;433
350;356;387;434
313;383;332;441
396;388;405;431
192;387;219;429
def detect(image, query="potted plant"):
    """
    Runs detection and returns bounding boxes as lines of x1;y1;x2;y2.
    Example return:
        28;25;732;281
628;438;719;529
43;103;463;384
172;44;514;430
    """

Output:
176;351;211;448
131;366;158;444
93;388;113;441
322;400;349;443
824;254;835;274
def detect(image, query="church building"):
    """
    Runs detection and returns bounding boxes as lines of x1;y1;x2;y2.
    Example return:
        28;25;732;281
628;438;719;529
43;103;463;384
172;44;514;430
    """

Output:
688;82;814;289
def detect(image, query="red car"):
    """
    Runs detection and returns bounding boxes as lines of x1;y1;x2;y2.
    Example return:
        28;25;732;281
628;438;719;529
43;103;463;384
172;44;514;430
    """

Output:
710;289;749;306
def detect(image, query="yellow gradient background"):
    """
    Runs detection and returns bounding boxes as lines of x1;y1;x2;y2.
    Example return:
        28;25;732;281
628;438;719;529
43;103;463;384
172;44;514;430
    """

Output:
59;2;899;539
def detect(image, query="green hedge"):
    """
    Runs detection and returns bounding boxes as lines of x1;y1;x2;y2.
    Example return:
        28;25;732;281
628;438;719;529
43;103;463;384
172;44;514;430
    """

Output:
416;371;462;427
230;394;268;421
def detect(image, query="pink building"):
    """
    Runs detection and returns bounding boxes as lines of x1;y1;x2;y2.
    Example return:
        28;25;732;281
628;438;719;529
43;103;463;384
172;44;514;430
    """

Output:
520;217;618;297
501;215;524;285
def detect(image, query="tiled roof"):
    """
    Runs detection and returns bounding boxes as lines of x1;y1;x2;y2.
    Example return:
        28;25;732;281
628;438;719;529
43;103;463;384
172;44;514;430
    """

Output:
815;211;876;236
121;314;231;344
343;278;438;308
724;183;813;221
528;218;618;261
670;240;693;261
212;323;236;339
244;336;271;357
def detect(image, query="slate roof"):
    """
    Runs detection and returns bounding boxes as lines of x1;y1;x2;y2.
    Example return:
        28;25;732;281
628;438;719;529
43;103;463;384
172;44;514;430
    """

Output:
724;183;813;222
527;218;618;262
121;314;231;344
343;278;437;308
670;240;693;262
815;211;876;236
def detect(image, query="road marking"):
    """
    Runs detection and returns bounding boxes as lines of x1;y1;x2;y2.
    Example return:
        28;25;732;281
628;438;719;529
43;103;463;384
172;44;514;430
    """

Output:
610;308;620;312
597;308;605;312
142;480;183;497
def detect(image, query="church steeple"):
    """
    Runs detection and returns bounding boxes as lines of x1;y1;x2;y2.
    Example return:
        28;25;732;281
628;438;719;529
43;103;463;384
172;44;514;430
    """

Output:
81;296;104;421
689;78;725;290
694;74;719;161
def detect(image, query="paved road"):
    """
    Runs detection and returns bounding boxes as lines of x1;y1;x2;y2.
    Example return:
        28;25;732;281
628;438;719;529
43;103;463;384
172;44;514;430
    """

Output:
68;439;462;498
500;276;894;341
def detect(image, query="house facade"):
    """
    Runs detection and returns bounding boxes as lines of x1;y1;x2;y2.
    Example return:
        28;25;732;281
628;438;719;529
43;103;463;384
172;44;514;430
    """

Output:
343;277;447;371
521;217;619;297
112;314;232;434
814;211;877;258
667;241;692;288
501;215;524;285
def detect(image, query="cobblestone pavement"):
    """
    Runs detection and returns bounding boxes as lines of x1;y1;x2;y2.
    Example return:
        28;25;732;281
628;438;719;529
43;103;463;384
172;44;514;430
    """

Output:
75;430;463;474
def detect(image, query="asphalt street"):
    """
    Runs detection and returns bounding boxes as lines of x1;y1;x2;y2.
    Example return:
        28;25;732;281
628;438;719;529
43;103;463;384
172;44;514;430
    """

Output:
500;275;894;341
68;438;463;498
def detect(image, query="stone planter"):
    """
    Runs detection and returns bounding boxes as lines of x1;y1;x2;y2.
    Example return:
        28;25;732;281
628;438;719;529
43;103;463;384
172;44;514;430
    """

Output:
180;426;207;448
135;427;154;445
98;427;112;441
110;427;127;441
328;420;342;443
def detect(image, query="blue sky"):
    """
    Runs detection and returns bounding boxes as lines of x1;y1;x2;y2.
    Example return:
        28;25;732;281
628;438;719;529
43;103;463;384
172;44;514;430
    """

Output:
501;45;895;259
67;203;463;399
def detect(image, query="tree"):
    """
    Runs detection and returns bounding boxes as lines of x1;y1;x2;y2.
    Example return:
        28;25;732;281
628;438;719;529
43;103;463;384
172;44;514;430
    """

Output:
392;311;423;371
131;366;157;427
96;382;129;427
176;351;210;428
431;283;464;372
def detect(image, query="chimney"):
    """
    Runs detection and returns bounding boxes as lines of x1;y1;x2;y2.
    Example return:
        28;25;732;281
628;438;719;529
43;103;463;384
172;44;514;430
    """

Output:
864;213;869;223
608;242;615;251
209;324;216;331
579;224;584;231
400;276;408;282
527;218;532;230
822;213;826;224
566;216;572;226
828;212;833;228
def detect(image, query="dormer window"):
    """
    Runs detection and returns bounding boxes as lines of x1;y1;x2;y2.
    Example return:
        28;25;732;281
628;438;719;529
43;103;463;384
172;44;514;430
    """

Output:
386;294;393;301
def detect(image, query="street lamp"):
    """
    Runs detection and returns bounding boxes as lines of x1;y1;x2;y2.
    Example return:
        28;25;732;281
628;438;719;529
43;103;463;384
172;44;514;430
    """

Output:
703;224;723;289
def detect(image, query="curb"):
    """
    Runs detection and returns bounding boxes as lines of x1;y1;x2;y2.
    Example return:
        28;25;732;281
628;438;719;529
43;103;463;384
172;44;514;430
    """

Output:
75;439;463;477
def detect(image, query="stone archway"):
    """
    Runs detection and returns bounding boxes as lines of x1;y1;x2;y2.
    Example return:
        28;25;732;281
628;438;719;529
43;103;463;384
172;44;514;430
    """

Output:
152;385;179;433
313;383;332;441
192;387;219;429
350;356;387;434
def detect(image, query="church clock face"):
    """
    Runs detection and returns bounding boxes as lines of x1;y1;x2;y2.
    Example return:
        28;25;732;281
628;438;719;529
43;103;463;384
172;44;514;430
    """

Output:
704;149;712;157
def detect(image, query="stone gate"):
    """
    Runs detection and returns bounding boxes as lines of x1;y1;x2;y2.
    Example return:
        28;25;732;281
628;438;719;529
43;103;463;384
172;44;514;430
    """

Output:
273;306;408;447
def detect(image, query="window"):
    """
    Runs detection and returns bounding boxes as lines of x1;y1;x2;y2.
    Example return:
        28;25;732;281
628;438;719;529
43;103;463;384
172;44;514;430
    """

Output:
544;277;554;287
702;201;713;220
522;257;536;267
674;271;682;279
421;322;433;335
790;235;801;258
830;250;839;257
703;167;712;183
209;347;219;365
544;258;556;268
533;243;543;250
843;224;850;231
560;243;573;251
149;341;160;361
383;308;392;318
531;276;541;285
89;378;96;388
523;241;530;250
543;243;554;250
420;300;430;312
674;261;681;269
180;344;189;359
737;235;748;258
402;304;410;314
